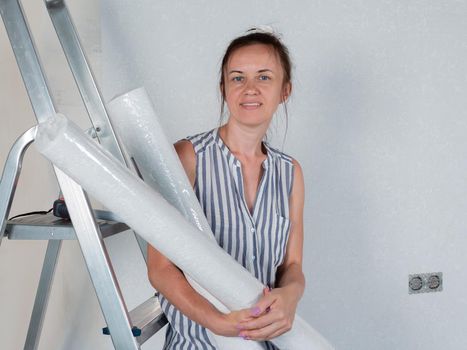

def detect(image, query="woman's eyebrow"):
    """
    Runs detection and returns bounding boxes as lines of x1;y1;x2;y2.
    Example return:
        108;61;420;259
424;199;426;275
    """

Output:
228;69;274;75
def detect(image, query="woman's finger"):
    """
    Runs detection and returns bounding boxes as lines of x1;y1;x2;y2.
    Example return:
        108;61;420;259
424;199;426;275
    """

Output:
239;321;282;341
238;308;280;331
249;293;276;317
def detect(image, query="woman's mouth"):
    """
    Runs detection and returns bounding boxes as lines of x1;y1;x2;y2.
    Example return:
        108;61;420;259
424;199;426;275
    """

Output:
240;102;262;110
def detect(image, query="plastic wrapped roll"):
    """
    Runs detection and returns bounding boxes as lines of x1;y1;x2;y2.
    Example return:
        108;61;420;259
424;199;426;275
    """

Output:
108;89;256;349
35;114;333;350
108;88;210;235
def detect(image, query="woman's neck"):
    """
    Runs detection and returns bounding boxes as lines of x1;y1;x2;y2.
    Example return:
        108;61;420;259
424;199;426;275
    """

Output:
219;121;268;159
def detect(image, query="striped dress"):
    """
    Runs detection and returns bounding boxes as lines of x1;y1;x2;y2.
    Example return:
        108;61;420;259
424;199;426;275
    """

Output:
159;128;295;349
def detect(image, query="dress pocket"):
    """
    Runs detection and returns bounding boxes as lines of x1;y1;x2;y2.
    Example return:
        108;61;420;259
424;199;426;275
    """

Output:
273;214;291;269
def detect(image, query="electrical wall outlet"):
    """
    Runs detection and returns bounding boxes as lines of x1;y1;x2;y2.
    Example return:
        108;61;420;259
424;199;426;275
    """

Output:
408;272;443;294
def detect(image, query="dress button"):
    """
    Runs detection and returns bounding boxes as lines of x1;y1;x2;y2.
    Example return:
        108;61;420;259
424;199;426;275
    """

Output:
252;255;256;260
250;227;255;233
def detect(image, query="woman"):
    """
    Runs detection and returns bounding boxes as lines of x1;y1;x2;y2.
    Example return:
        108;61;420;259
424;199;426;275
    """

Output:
148;27;305;349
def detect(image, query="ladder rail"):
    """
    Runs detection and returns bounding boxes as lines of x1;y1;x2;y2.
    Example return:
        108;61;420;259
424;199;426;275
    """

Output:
24;240;61;350
44;0;148;261
56;170;141;349
0;126;36;244
44;0;125;164
0;0;140;348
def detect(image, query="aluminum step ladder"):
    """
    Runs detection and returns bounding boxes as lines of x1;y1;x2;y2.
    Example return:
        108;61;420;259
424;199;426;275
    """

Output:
0;0;167;349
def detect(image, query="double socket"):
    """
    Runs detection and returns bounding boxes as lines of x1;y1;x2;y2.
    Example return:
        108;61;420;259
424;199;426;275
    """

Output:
408;272;443;294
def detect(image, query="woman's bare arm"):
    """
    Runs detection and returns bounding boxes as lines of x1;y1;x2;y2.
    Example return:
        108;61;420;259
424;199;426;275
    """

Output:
147;140;251;336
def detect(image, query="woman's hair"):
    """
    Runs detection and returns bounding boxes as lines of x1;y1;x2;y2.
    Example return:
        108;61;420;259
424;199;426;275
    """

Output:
219;27;293;121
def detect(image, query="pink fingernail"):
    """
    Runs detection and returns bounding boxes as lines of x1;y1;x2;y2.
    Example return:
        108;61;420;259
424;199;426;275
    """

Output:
251;306;261;316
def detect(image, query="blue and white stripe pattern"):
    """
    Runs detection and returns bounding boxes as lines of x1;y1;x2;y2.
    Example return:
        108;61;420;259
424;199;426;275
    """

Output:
159;128;295;349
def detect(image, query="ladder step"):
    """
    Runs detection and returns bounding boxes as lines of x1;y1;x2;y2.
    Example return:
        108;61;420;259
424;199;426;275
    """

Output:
102;326;142;337
103;296;167;345
6;213;129;240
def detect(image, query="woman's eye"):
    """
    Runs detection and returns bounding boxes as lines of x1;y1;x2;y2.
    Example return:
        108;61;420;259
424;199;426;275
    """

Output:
259;75;271;81
232;76;244;82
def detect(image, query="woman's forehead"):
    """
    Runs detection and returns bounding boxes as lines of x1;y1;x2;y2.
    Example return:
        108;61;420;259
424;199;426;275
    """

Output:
227;44;281;72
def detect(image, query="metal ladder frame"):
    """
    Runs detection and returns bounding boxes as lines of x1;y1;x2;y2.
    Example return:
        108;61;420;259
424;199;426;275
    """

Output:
0;0;167;348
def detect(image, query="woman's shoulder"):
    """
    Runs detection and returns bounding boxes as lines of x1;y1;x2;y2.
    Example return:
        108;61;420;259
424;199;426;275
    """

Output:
185;128;217;153
263;142;295;166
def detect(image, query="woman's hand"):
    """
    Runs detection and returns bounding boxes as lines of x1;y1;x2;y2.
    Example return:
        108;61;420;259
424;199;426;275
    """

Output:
210;308;256;337
236;286;300;341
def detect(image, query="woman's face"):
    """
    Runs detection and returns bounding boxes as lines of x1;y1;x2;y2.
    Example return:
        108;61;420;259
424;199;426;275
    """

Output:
223;44;290;129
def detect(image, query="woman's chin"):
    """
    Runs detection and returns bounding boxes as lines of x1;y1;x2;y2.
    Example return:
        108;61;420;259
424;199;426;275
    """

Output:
230;114;272;128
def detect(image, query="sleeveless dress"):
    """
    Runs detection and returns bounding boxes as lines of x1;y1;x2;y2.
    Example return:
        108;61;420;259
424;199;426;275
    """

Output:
158;128;295;349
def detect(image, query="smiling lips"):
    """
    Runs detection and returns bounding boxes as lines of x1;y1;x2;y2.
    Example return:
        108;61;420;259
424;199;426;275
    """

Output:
240;102;262;110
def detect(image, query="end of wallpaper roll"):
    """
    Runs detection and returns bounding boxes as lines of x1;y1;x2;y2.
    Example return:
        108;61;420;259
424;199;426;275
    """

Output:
35;113;67;154
108;86;147;103
108;87;151;114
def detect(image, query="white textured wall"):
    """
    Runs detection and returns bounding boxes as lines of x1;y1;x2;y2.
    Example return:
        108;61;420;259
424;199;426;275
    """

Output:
2;1;467;349
101;1;467;349
0;1;164;349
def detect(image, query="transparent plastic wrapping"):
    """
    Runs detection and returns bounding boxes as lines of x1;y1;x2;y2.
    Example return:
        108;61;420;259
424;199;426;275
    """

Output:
108;89;259;349
35;114;333;350
108;88;210;235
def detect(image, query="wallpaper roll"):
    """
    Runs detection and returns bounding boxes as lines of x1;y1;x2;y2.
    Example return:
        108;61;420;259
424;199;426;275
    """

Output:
107;89;257;349
35;114;333;350
107;88;210;235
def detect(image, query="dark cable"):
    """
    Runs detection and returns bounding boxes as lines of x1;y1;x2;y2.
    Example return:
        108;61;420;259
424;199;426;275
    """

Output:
8;208;53;221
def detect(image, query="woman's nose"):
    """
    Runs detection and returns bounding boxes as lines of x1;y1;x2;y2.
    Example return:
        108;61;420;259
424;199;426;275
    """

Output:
244;80;259;95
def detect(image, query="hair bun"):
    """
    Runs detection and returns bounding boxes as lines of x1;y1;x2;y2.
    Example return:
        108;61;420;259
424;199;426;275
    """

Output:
246;25;276;36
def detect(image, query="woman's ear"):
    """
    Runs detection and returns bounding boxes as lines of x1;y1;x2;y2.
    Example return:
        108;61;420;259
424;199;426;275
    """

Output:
281;82;292;103
220;81;225;96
